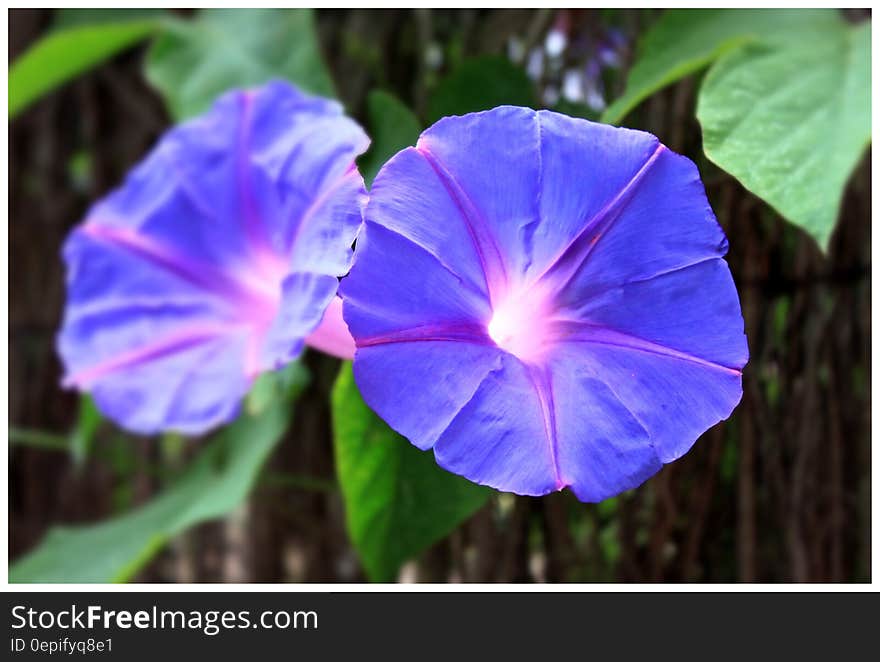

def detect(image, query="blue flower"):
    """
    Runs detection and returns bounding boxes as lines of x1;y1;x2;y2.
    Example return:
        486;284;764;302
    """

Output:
341;106;748;501
58;81;368;435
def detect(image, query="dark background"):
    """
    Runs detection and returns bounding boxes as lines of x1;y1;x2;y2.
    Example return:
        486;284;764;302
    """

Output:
9;8;871;582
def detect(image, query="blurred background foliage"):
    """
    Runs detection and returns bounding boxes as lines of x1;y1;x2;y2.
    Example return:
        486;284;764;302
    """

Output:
9;8;871;582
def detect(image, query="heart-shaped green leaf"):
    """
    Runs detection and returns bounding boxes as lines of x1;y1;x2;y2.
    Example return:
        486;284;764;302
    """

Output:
697;19;870;250
145;8;335;120
602;9;837;125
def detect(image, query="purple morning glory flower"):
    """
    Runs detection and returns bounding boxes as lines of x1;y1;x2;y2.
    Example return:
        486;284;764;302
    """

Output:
341;106;748;502
59;81;369;435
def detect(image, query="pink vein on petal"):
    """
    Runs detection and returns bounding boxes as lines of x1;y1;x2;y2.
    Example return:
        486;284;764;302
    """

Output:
63;322;246;388
80;223;278;313
357;321;492;348
237;91;269;258
556;321;743;376
525;362;565;490
236;91;292;283
415;142;510;303
535;142;666;292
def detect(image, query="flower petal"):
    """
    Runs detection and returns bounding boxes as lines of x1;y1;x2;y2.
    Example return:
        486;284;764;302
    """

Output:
545;348;661;502
553;258;746;464
433;354;562;496
416;106;541;291
556;341;742;464
86;333;252;436
366;147;489;295
341;222;492;342
542;138;730;302
304;296;356;360
353;341;503;451
565;258;747;370
530;111;665;284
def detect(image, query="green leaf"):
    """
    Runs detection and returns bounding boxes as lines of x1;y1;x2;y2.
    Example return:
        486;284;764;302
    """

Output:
697;19;870;251
427;55;535;124
358;90;422;187
331;363;490;582
9;364;308;583
9;19;159;118
69;395;102;468
53;8;166;29
8;428;69;451
245;360;310;416
601;9;838;125
145;8;335;120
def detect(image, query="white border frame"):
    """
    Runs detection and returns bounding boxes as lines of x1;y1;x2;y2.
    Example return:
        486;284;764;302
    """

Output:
3;0;877;592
